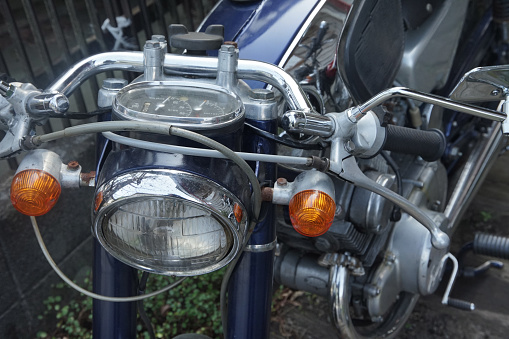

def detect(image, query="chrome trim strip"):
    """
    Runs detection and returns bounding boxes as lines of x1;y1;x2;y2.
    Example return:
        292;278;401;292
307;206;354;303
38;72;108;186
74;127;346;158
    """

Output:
196;0;224;32
277;0;328;68
244;239;277;252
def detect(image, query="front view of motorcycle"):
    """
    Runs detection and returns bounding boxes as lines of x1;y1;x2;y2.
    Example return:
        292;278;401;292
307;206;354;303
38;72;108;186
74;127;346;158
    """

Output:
3;0;509;338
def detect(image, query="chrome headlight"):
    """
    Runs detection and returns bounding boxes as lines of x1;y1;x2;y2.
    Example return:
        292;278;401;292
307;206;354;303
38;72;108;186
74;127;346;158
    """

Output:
93;169;249;276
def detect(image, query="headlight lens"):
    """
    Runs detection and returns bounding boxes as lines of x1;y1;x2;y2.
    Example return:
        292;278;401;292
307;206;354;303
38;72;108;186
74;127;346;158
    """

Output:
93;169;248;276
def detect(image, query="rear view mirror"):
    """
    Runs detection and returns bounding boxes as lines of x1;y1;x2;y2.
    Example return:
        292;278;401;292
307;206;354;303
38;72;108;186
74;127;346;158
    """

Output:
450;65;509;102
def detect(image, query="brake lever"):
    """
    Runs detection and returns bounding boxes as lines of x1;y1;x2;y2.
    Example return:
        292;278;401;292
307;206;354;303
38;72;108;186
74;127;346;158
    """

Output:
337;156;450;250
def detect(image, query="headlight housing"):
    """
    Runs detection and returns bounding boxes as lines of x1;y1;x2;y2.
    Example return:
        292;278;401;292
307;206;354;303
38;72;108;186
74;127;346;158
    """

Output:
93;169;249;276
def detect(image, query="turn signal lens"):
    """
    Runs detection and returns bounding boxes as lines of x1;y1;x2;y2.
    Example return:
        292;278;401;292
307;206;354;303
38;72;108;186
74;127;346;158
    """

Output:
289;190;335;237
10;169;61;216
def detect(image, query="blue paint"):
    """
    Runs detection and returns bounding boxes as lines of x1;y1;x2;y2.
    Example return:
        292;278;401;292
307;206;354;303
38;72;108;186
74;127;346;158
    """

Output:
226;250;275;339
226;119;277;339
200;0;261;41
92;240;137;339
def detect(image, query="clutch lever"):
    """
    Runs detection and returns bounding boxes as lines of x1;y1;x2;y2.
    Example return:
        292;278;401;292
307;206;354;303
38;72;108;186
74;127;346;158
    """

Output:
336;156;449;250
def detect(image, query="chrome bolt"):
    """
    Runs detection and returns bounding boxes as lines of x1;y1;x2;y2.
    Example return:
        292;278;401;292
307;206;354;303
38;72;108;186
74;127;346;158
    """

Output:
102;78;128;90
145;40;160;49
151;35;166;42
385;253;396;265
364;284;381;297
344;140;356;153
491;89;501;96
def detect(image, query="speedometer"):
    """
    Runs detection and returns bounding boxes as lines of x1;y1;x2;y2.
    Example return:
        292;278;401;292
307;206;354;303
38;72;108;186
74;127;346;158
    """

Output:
113;81;244;131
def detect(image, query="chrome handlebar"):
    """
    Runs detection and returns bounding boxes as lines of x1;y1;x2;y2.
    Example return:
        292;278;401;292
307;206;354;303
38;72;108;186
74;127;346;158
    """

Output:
46;51;314;112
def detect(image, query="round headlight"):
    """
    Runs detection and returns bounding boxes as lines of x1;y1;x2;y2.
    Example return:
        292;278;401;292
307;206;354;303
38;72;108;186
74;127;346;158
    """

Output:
93;169;249;276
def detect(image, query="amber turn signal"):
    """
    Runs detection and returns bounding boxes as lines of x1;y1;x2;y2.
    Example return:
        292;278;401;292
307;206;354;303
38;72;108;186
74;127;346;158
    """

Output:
289;190;336;237
10;169;61;216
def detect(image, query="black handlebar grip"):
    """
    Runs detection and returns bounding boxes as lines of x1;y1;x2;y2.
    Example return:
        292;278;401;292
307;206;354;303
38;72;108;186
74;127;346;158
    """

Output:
383;125;446;162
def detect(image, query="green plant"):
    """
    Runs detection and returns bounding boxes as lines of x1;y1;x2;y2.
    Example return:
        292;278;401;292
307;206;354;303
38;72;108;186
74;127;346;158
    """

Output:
37;279;93;339
480;210;493;222
37;269;225;339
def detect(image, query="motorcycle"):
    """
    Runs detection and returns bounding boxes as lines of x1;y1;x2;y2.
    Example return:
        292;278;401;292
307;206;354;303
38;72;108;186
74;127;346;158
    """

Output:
2;0;509;338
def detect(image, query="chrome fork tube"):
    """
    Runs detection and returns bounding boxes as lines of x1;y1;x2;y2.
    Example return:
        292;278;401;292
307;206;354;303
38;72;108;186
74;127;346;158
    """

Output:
444;122;505;234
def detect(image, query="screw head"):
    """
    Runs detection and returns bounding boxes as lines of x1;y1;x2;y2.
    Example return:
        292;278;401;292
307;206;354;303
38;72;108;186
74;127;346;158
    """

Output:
491;89;501;96
344;140;356;153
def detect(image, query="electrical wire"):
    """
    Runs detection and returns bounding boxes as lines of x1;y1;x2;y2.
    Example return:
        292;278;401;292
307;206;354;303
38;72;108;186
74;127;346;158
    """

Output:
244;122;324;150
32;121;173;145
48;107;111;119
30;216;186;302
155;127;263;338
380;151;402;196
381;151;402;221
137;272;156;339
102;131;311;166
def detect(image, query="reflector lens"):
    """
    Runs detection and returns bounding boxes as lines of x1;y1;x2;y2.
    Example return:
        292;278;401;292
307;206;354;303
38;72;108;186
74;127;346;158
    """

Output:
233;203;243;223
10;169;61;216
289;190;335;237
101;198;233;274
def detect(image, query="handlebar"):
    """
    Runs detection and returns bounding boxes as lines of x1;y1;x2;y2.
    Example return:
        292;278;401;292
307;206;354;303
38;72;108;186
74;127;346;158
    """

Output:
46;51;314;113
384;125;446;162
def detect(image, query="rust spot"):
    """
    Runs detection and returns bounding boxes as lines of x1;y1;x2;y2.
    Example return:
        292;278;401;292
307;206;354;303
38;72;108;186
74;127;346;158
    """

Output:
80;171;96;185
276;178;288;186
224;41;238;48
67;161;79;171
261;187;274;202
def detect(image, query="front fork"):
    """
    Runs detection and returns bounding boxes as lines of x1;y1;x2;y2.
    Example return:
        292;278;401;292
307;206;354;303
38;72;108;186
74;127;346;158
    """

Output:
226;119;277;338
92;242;138;338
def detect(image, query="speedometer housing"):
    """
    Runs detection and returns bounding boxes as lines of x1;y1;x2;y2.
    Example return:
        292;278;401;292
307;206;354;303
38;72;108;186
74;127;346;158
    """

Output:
112;81;245;134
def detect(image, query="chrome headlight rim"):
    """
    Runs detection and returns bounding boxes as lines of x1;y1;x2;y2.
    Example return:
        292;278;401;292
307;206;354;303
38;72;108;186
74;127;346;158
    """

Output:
93;169;249;276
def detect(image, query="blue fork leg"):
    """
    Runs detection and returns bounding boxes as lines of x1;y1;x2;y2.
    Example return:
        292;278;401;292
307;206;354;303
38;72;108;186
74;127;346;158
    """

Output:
92;240;138;339
226;119;277;339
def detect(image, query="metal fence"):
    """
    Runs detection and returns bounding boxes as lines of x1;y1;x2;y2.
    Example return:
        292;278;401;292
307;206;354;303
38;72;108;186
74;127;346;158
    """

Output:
0;0;217;171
